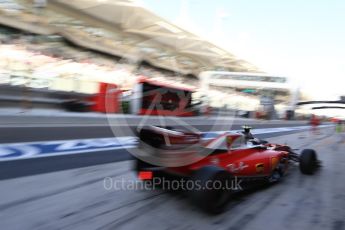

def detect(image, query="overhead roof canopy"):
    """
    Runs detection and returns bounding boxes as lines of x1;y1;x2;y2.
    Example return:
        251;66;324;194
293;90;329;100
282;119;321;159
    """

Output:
47;0;260;74
0;0;260;75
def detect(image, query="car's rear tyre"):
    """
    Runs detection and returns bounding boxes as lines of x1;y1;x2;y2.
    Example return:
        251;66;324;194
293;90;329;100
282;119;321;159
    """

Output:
189;166;233;214
134;158;156;173
299;149;318;174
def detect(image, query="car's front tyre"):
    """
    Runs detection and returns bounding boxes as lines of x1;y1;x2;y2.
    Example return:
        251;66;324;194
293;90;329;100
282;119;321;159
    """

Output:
299;149;318;174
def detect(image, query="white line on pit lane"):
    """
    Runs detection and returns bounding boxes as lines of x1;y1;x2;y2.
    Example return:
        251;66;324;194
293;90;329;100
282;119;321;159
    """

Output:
0;125;333;162
202;124;331;139
0;137;137;162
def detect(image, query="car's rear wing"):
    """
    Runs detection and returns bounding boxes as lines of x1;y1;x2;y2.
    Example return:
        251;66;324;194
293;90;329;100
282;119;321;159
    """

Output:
137;126;201;148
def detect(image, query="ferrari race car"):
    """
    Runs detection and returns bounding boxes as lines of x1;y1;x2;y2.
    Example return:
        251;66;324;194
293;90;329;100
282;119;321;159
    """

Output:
134;126;320;214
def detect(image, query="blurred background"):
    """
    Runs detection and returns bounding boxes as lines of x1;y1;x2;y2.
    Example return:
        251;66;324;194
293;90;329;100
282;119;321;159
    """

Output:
1;1;345;229
1;0;343;120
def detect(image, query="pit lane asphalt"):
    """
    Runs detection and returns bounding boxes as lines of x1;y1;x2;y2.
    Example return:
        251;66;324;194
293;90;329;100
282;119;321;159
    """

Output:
0;127;343;230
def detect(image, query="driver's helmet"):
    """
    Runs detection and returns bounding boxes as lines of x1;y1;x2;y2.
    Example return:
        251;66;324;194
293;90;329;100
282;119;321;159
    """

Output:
242;125;252;133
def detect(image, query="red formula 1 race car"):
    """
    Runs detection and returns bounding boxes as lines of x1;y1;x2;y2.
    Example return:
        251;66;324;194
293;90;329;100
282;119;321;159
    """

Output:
134;126;320;214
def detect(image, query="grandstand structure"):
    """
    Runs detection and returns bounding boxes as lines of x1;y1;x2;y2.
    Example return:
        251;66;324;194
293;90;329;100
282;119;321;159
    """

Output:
199;71;292;118
2;0;294;115
201;71;290;101
0;0;259;75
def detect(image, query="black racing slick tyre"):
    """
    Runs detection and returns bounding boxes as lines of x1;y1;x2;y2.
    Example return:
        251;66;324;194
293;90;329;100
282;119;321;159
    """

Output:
134;158;156;173
299;149;318;175
189;166;233;214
